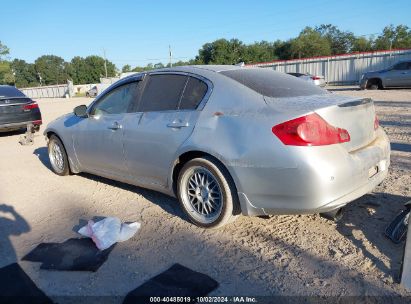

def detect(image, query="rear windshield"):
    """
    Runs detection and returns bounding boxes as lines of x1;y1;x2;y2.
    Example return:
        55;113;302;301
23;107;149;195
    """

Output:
220;68;327;98
0;86;26;99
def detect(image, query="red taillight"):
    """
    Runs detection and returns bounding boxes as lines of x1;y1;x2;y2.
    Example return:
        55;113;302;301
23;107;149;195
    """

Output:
32;119;42;125
374;115;379;130
272;113;350;146
23;102;39;110
311;76;321;80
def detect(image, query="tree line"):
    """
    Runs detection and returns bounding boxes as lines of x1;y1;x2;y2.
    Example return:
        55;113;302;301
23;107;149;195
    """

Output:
1;24;411;88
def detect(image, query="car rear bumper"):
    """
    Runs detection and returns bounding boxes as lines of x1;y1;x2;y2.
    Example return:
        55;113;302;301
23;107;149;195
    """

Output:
231;128;390;216
0;120;42;132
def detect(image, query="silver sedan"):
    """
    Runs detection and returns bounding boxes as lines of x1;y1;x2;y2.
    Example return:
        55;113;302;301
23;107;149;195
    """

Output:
45;66;390;228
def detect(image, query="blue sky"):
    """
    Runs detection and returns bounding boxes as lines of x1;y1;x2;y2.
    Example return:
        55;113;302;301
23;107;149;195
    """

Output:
2;0;410;68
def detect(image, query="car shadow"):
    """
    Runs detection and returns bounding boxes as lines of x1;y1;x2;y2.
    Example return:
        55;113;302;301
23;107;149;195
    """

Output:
0;129;26;138
78;172;188;223
32;146;188;223
33;147;52;171
0;204;31;268
327;87;361;92
336;192;411;281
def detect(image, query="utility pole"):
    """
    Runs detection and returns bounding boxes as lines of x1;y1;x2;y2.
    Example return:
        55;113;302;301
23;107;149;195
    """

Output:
169;45;172;67
103;48;108;78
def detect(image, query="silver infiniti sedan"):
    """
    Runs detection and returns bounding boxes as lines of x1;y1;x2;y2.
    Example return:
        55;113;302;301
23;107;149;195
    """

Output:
45;65;390;228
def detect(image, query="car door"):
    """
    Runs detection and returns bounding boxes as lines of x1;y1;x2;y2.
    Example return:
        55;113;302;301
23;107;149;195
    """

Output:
404;62;411;87
384;62;409;87
74;81;142;177
122;73;210;188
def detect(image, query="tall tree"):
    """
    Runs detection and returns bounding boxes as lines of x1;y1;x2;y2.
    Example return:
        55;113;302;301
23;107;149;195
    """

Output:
122;64;131;73
69;55;116;84
290;27;331;59
315;24;355;54
351;36;374;52
196;38;247;64
0;41;14;85
374;24;411;50
244;41;277;63
34;55;69;85
11;59;39;87
0;41;9;60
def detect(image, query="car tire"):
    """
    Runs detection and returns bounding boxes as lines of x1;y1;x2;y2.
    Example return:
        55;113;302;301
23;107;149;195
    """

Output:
369;84;379;90
177;156;239;229
48;135;70;176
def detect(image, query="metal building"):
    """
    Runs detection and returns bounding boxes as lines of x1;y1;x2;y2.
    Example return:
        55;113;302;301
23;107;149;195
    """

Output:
247;48;411;85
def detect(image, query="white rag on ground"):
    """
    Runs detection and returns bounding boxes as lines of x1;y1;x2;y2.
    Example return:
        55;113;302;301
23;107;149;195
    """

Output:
78;217;141;250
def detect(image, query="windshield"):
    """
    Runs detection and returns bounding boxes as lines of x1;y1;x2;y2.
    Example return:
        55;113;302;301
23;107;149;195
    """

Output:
0;86;26;99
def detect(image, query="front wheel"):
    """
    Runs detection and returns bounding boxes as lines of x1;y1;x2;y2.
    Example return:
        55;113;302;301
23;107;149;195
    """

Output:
48;135;70;176
177;157;239;228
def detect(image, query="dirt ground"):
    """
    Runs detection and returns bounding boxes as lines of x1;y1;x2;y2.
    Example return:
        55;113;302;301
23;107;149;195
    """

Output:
0;88;410;302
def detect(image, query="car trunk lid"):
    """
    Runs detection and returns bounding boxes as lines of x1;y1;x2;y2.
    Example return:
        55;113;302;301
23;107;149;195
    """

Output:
0;97;37;124
265;94;376;151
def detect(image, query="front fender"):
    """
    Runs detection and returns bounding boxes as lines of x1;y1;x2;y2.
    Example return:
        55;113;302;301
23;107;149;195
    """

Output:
44;114;82;173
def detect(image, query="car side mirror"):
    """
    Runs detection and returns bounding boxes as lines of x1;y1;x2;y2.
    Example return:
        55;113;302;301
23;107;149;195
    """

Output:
74;105;88;118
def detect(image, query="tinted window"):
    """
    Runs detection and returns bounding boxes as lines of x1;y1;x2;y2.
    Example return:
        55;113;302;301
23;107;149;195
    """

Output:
179;77;208;110
393;62;409;70
91;82;140;115
139;74;187;112
221;68;327;97
0;86;26;98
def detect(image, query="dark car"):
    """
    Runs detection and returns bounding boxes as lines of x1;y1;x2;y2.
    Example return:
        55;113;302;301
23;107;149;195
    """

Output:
360;60;411;90
0;85;42;132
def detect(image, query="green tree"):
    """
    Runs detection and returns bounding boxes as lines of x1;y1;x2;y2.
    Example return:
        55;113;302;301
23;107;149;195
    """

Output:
352;36;374;52
11;59;39;87
0;41;14;85
274;40;293;60
122;64;131;73
244;41;277;63
195;38;247;64
34;55;69;85
315;24;355;54
0;41;9;60
69;55;116;84
374;24;411;50
290;27;332;59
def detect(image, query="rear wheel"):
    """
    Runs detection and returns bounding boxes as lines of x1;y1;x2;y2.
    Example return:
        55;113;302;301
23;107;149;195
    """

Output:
177;157;238;228
367;79;381;90
48;135;70;176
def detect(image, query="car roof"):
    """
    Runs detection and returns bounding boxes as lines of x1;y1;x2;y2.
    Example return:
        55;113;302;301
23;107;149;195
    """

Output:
119;65;244;83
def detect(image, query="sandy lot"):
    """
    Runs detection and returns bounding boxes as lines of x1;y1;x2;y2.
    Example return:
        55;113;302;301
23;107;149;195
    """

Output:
0;88;410;302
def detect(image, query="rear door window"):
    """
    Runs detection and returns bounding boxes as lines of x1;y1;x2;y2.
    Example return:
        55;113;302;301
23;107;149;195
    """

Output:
139;74;187;112
178;77;208;110
393;62;408;70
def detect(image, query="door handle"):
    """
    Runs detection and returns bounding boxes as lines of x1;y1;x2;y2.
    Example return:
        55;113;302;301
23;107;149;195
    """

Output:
167;120;189;128
108;121;122;130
